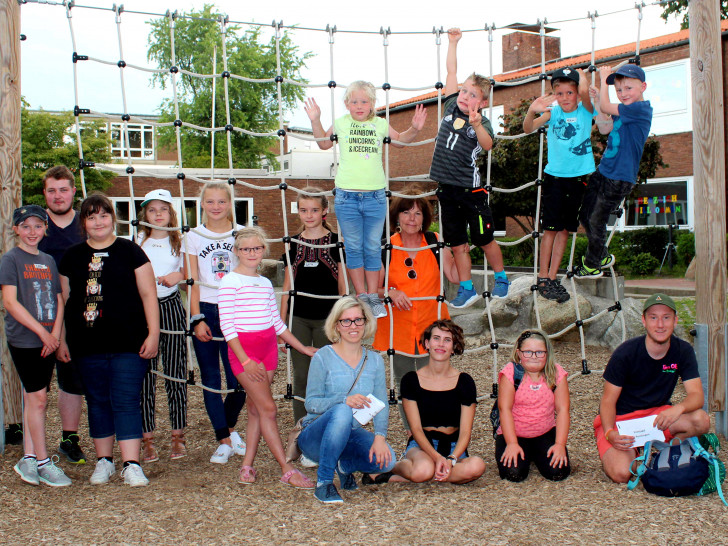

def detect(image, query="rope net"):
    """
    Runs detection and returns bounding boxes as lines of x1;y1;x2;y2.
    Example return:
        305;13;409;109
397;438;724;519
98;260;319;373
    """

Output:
50;1;658;401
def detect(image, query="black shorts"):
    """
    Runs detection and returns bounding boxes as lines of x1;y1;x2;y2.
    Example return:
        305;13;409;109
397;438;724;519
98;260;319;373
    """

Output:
8;345;55;393
541;173;589;232
56;358;84;395
436;184;495;247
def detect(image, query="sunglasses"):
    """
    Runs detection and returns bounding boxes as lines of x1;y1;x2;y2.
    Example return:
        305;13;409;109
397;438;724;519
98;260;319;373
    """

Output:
404;257;416;279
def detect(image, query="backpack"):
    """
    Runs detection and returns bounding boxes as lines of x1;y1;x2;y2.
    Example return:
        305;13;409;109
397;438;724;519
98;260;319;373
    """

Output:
627;436;728;506
489;362;525;439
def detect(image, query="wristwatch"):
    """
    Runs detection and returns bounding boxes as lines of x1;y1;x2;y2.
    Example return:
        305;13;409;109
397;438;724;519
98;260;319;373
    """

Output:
446;455;457;465
190;313;206;328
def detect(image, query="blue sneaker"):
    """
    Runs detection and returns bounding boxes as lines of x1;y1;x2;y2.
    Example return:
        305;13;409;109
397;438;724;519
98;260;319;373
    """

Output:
336;461;357;491
491;277;510;299
449;286;480;309
314;482;344;504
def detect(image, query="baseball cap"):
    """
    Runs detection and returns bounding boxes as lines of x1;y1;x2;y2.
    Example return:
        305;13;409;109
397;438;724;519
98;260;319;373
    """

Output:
606;64;646;85
643;293;677;313
13;204;48;226
141;189;174;208
551;67;580;86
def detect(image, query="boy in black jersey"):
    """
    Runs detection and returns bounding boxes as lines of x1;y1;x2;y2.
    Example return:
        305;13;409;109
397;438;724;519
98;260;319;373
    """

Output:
430;28;509;309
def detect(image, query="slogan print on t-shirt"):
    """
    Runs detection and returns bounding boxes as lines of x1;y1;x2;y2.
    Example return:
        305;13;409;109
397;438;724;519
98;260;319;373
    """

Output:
199;241;234;281
24;263;56;328
345;125;380;156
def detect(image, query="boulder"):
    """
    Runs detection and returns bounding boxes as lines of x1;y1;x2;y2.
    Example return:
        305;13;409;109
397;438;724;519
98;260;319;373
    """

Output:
452;311;485;336
259;259;283;286
531;292;592;334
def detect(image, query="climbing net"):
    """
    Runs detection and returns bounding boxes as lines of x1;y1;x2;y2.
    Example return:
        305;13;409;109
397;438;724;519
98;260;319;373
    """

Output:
34;1;660;403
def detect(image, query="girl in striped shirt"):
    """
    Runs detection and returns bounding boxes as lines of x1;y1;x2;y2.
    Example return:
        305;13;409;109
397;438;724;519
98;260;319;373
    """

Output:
218;226;316;488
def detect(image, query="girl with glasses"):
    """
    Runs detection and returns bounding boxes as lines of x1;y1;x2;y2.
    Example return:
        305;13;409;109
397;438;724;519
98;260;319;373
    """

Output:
495;328;571;482
218;226;316;489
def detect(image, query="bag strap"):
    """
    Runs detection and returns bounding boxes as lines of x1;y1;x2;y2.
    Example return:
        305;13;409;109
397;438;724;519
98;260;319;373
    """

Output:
688;436;728;506
627;440;652;491
347;350;368;395
513;362;525;391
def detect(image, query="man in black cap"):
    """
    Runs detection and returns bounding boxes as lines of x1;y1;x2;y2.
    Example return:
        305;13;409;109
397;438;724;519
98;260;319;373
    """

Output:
594;293;710;483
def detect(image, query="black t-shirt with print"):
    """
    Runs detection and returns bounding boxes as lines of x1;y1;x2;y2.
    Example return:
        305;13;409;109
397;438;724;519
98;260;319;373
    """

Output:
603;335;700;415
60;238;150;358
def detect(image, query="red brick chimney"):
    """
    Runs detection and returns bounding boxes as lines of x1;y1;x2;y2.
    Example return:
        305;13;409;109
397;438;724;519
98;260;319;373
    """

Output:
502;24;561;72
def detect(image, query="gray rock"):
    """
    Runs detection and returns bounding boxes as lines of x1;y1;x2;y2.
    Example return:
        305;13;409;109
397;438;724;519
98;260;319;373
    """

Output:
452;312;485;336
531;292;592;334
259;259;283;285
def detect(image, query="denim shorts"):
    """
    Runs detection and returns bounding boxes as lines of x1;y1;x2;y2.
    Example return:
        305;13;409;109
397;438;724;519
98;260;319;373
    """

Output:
334;188;387;271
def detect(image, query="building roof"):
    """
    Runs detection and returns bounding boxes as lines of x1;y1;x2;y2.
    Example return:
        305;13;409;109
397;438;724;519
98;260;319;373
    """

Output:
380;20;728;111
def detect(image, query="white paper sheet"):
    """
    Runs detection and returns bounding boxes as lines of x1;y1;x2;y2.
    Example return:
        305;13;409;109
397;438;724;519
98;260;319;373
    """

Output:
352;394;385;425
616;415;666;447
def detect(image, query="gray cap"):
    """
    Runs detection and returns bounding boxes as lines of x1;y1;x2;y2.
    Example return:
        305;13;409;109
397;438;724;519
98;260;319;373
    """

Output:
13;205;48;226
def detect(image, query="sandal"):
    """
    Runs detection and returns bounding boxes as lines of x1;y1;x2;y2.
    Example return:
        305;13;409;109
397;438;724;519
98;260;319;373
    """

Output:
361;471;394;485
239;465;256;485
142;437;159;463
170;432;187;460
280;468;315;490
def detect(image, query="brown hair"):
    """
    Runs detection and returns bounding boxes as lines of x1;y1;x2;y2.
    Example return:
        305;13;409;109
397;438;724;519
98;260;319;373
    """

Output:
389;185;433;233
43;165;75;189
465;72;492;102
297;186;333;232
79;193;116;236
511;329;557;388
139;199;182;256
420;319;465;356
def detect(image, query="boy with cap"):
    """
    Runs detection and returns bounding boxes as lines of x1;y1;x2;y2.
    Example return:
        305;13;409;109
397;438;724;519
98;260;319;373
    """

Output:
523;66;596;302
0;205;72;486
574;64;653;279
593;293;710;483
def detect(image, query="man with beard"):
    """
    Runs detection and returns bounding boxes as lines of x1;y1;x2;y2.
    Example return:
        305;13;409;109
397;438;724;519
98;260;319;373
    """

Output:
38;166;87;464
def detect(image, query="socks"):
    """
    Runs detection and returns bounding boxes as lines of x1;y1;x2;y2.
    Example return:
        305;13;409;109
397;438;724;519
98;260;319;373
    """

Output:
100;456;113;463
62;430;79;443
123;460;141;468
459;280;474;291
494;270;507;281
23;454;37;461
37;458;50;467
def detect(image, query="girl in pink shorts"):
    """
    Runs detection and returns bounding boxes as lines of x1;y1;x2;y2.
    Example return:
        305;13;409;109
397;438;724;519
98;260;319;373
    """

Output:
218;226;316;489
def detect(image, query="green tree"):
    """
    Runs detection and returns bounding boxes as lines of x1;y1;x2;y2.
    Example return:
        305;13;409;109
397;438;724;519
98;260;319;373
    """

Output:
147;4;312;169
660;0;728;29
21;98;114;206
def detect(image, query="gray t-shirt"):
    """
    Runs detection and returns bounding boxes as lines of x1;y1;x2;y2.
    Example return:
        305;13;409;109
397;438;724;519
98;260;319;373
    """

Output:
0;247;60;348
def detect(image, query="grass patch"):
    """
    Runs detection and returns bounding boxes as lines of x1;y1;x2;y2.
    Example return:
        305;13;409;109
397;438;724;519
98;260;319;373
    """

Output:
673;297;696;326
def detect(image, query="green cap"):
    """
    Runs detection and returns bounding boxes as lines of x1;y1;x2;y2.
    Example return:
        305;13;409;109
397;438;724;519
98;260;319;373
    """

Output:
643;293;677;313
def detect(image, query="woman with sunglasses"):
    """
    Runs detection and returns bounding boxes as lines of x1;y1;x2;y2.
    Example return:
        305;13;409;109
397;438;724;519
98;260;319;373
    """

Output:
298;296;396;504
495;328;571;482
373;187;458;431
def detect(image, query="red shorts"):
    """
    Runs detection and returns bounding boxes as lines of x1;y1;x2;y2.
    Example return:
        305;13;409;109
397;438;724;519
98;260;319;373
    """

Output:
228;327;279;375
593;405;674;458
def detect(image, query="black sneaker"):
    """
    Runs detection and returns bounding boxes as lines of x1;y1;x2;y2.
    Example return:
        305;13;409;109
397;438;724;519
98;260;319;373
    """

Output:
5;423;23;445
59;434;87;464
550;279;570;303
537;278;559;301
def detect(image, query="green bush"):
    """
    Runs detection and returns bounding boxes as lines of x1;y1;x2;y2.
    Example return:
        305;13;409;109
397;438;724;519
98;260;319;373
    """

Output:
630;252;660;276
675;231;695;266
559;235;588;269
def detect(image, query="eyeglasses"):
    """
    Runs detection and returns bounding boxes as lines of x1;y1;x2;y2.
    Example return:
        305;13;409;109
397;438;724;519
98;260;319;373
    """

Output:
338;317;366;327
404;257;417;279
519;350;547;358
238;246;264;254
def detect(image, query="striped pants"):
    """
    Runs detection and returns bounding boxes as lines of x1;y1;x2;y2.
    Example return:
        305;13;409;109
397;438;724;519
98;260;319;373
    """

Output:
141;292;188;432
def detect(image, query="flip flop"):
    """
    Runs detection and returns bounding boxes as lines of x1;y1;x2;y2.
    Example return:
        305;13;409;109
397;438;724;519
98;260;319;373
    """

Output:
239;465;256;485
280;468;315;490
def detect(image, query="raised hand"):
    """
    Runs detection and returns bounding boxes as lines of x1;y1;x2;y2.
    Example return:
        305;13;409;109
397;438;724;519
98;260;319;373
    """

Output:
447;28;462;43
410;104;427;131
303;97;322;122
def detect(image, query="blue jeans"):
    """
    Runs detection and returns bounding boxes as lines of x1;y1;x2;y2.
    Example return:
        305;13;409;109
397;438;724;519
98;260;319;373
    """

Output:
78;353;148;441
578;171;634;269
298;403;395;484
334;189;387;271
192;302;246;441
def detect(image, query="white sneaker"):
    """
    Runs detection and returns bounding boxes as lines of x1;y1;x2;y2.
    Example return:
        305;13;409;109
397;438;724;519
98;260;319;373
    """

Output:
210;443;233;464
38;456;72;487
90;459;116;485
229;431;247;456
300;454;319;468
121;463;149;487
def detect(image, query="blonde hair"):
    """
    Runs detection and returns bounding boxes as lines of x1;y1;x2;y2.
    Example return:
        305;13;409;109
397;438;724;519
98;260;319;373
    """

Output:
511;328;557;388
297;186;333;232
138;195;182;256
465;72;492;102
234;226;269;257
324;296;376;343
199;182;234;225
344;81;377;121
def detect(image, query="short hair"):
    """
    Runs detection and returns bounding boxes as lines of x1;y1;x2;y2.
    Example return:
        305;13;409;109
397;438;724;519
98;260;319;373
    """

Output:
79;193;116;236
234;225;269;257
465;72;492;101
324;295;377;343
420;319;465;356
343;81;377;121
199;182;234;225
511;328;557;388
389;185;433;233
551;78;578;89
43;165;75;189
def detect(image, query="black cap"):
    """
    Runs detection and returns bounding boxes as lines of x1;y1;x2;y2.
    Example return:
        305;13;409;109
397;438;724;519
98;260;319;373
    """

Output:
13;205;48;226
551;67;580;86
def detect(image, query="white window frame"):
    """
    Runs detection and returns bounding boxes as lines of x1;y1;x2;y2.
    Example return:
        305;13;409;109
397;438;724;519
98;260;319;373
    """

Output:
110;122;156;160
614;175;693;231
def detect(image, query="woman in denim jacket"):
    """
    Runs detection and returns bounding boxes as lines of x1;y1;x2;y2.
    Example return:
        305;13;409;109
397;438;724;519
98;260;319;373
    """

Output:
298;296;395;504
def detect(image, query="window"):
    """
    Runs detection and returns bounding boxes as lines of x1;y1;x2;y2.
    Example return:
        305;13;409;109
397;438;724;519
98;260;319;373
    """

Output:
110;123;155;159
235;198;251;225
488;104;506;135
611;177;693;230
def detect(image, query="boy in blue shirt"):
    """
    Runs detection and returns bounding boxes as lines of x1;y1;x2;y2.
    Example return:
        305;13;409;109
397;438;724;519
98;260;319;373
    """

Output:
523;67;595;302
574;64;653;278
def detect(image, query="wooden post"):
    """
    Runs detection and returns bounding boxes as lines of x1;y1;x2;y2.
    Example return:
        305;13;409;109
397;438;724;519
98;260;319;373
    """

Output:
690;0;727;415
0;0;24;449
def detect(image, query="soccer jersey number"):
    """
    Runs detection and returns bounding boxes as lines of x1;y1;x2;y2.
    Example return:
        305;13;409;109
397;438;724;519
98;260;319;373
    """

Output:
445;132;459;150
